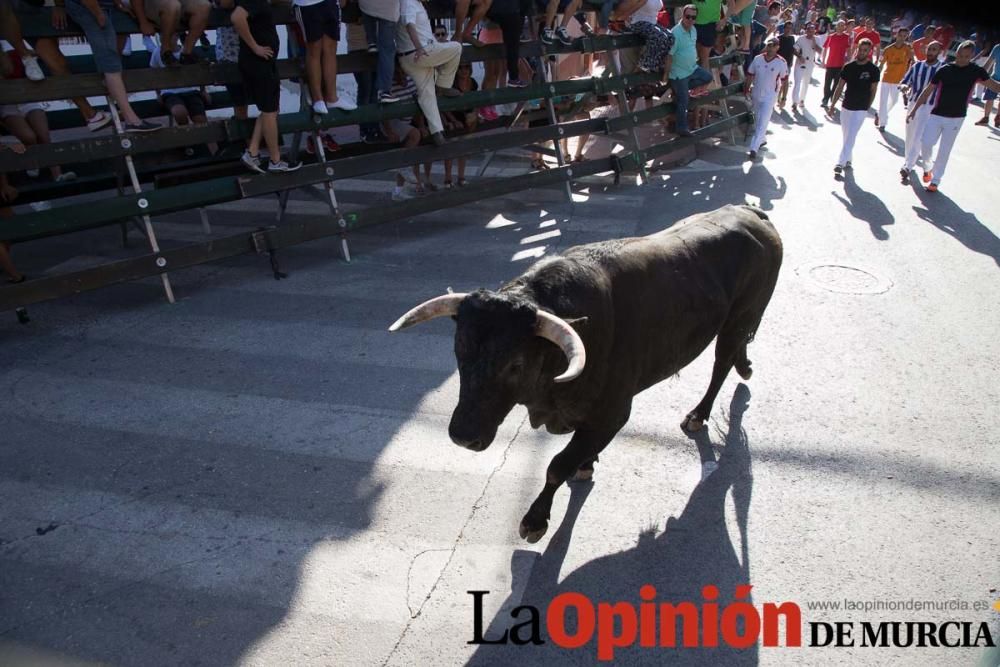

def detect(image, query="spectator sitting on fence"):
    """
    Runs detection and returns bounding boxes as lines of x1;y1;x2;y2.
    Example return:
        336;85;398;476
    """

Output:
56;0;162;131
359;0;401;104
615;0;675;83
232;0;302;172
295;0;356;114
149;44;218;154
666;4;712;137
0;0;44;80
396;0;462;147
130;0;210;66
0;138;25;284
212;0;249;121
537;0;582;46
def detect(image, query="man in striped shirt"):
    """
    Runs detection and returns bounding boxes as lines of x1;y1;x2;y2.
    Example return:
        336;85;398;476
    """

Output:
898;40;943;183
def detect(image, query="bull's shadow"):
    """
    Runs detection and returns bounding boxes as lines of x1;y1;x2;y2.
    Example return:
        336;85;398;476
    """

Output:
467;384;756;666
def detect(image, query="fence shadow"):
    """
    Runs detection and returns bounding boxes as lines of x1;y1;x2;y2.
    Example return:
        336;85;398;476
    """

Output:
467;384;757;666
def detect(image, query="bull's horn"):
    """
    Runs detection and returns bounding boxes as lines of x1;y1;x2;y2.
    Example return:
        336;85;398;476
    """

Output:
535;310;586;383
388;293;468;331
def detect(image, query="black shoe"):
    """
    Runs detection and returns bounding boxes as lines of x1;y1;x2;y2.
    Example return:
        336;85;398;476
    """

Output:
430;131;446;146
161;48;179;67
899;168;910;183
179;51;201;65
124;119;162;132
747;150;757;161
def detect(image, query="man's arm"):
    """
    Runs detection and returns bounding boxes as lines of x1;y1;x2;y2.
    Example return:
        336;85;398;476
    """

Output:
405;23;425;59
743;72;754;97
906;82;934;120
829;77;846;107
231;7;273;58
867;81;877;108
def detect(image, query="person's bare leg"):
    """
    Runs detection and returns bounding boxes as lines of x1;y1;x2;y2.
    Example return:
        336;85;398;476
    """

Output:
559;0;581;27
104;73;144;125
181;1;209;55
24;109;63;179
305;40;323;103
0;4;33;59
159;0;181;55
0;241;23;282
262;112;280;163
249;114;265;156
459;0;492;43
33;39;98;120
452;0;471;42
321;37;340;104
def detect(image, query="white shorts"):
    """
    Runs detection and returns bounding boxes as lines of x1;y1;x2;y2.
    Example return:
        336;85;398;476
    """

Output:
0;101;47;118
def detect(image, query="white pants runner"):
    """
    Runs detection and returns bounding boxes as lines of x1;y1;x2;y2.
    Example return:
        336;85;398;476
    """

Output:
921;114;963;186
878;82;900;126
792;61;814;105
903;103;931;170
398;40;462;135
838;108;868;166
749;94;777;152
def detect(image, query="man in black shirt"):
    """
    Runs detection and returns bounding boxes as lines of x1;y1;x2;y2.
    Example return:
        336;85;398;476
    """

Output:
232;0;302;174
828;38;879;175
776;21;795;108
907;40;1000;191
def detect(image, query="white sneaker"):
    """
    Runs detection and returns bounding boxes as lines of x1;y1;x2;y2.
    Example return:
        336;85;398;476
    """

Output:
21;56;45;82
328;98;357;111
241;150;265;174
312;100;329;115
268;160;302;173
86;110;112;132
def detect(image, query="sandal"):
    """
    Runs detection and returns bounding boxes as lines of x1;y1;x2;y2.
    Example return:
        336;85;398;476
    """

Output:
457;178;468;187
531;158;550;170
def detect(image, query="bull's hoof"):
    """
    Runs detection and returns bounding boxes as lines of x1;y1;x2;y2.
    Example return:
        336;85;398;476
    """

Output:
736;361;753;380
518;519;549;543
570;467;594;482
681;413;705;432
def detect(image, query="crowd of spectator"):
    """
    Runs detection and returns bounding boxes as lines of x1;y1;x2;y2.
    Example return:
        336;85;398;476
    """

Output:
1;0;998;282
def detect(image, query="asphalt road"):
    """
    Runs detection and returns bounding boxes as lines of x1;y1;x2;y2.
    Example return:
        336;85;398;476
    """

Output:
1;85;999;667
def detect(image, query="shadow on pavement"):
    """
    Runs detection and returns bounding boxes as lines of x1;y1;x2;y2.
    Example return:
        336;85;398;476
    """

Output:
910;186;1000;267
832;170;895;240
468;384;758;666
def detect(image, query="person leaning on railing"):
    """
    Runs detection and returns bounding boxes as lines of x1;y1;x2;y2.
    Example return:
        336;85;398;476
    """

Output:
53;0;162;131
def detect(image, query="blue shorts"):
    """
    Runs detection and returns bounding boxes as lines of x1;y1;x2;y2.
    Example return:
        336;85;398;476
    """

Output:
985;87;999;102
65;0;122;74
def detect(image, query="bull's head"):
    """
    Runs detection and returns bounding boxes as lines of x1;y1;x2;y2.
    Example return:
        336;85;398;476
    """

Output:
389;290;586;451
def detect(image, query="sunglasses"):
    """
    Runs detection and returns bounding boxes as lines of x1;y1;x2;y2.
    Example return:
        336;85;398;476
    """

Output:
684;13;697;19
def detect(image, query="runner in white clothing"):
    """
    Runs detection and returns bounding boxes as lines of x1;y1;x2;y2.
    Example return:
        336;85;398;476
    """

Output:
791;23;822;112
745;36;789;161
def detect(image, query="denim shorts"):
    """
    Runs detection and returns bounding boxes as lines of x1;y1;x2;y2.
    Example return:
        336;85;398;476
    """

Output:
65;0;122;74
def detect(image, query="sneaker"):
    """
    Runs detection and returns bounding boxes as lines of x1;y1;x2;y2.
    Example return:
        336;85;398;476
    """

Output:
507;78;529;88
242;150;265;174
179;51;201;65
124;119;162;132
86;110;112;132
328;97;357;111
555;26;573;45
578;20;594;36
478;106;498;121
430;131;446;146
541;28;555;45
21;55;45;82
975;117;989;126
320;134;340;153
899;167;909;183
845;161;852;169
312;100;329;115
834;164;843;175
367;44;378;54
55;171;77;182
161;49;179;67
921;170;932;184
926;182;938;192
268;160;302;173
873;112;879;126
379;91;402;104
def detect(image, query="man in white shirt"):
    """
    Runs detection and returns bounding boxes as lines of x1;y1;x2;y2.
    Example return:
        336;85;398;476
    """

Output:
791;22;821;112
744;36;789;160
396;0;462;145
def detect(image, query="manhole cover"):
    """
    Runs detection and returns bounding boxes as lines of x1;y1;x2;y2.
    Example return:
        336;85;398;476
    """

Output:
797;262;893;295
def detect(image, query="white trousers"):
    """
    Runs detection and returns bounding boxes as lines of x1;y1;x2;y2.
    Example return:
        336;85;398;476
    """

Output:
838;108;868;165
792;61;814;105
902;103;931;170
398;40;462;135
749;94;777;152
878;82;899;125
921;114;963;185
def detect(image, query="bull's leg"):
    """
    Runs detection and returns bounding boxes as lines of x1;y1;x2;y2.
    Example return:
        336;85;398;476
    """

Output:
682;326;751;432
519;427;619;543
570;455;599;482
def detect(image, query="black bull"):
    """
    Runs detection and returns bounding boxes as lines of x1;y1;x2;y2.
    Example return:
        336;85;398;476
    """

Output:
390;204;782;542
